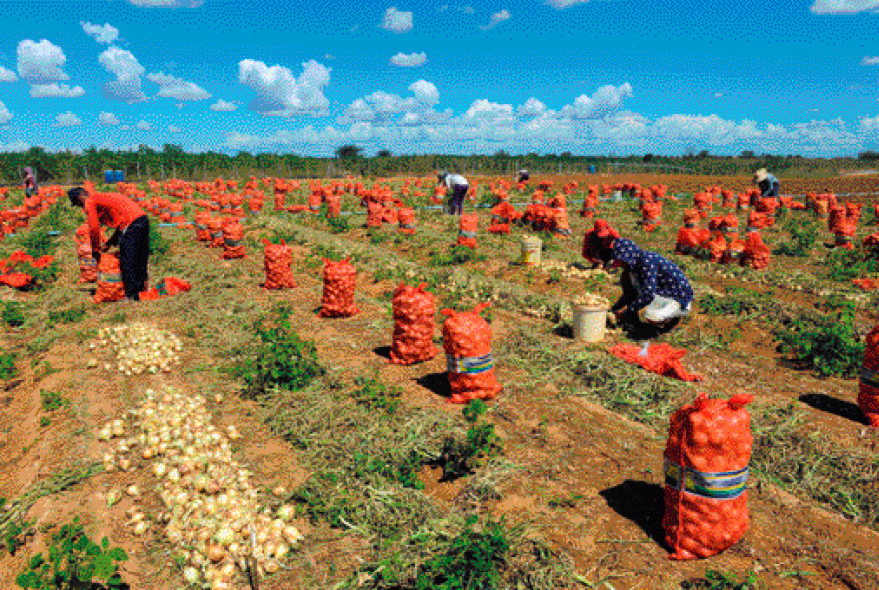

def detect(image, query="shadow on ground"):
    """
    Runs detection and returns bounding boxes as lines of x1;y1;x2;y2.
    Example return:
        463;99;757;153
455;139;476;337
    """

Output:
599;479;667;548
799;393;869;425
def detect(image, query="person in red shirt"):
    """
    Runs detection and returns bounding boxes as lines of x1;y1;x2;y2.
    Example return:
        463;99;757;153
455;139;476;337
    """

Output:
67;187;151;301
23;166;38;197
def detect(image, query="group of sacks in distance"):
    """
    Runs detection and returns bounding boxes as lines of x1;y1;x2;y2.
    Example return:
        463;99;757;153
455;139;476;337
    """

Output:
0;185;64;239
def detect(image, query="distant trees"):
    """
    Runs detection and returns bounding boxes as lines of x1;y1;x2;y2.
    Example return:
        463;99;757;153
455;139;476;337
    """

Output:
858;151;879;161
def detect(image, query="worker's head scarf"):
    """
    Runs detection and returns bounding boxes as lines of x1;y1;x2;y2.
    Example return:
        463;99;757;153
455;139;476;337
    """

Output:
610;237;644;269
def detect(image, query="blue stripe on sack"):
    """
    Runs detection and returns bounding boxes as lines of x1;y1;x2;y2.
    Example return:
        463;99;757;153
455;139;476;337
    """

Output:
861;368;879;389
446;353;494;375
156;280;168;296
663;458;749;500
459;230;477;238
98;273;122;284
399;223;415;229
224;238;240;247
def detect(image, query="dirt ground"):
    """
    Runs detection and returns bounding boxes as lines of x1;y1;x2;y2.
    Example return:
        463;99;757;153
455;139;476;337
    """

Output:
1;175;879;589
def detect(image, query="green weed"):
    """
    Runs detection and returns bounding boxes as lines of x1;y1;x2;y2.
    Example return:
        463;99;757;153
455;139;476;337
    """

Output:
773;219;818;257
825;248;879;282
15;517;128;590
0;350;17;380
40;390;69;412
775;305;865;378
148;222;170;263
437;400;504;479
352;376;402;414
2;302;27;328
681;569;762;589
428;245;485;267
47;305;88;325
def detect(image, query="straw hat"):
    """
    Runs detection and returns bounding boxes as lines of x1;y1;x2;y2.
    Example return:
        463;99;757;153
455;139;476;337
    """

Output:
753;168;768;182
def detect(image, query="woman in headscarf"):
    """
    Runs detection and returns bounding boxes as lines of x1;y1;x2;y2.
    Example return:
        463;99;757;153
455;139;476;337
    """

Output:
603;236;693;333
23;167;38;197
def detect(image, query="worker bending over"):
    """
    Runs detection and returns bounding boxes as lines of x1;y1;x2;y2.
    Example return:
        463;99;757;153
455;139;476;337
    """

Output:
68;187;151;301
437;170;470;215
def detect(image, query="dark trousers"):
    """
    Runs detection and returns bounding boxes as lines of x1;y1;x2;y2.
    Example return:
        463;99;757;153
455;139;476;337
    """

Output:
119;215;150;300
448;184;468;215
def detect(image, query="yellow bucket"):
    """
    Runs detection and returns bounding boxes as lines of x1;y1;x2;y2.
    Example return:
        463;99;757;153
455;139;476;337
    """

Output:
521;237;542;267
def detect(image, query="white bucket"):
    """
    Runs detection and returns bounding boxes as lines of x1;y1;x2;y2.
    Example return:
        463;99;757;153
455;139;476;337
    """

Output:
521;237;542;267
612;190;623;202
572;304;606;343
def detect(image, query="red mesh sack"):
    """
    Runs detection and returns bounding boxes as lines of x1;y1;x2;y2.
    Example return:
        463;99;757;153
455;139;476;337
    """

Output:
308;192;322;212
0;273;32;288
859;324;879;427
381;206;398;225
457;214;478;249
78;241;97;283
274;189;287;211
367;202;383;229
207;217;224;248
675;227;701;255
706;232;727;262
579;194;599;218
722;236;745;265
641;200;662;232
194;211;211;242
552;208;572;237
833;217;857;250
609;343;703;382
326;195;341;218
389;282;437;365
139;277;192;301
441;302;502;404
221;219;246;259
94;253;125;303
663;392;753;560
741;232;770;270
319;258;359;317
262;239;296;289
398;208;416;235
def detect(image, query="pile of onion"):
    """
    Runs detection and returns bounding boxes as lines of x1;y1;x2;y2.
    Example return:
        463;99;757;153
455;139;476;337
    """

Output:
98;386;303;589
92;323;182;375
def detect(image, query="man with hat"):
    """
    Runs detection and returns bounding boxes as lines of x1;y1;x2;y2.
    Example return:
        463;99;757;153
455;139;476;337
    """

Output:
753;168;780;198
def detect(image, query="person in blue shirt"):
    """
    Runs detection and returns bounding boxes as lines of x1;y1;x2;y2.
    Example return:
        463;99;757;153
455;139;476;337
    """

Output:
437;170;470;215
754;168;780;197
604;237;693;334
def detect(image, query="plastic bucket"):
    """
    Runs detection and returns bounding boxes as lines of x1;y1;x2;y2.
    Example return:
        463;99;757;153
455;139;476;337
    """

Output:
104;170;115;184
572;304;606;343
521;237;542;267
115;170;124;183
612;190;623;202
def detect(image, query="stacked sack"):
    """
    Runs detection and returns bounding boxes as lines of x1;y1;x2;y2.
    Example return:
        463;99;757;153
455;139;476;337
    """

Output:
675;209;705;255
663;392;753;560
441;303;502;404
741;231;771;270
94;253;125;303
194;211;211;242
457;214;478;249
389;282;437;365
77;241;97;283
720;215;745;264
488;200;519;234
319;258;359;317
221;218;246;259
262;239;297;289
207;217;224;248
640;195;662;233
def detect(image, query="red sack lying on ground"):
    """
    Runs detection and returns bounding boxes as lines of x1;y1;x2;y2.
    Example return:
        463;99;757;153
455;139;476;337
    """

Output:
441;302;502;404
262;239;296;289
741;232;770;270
389;282;437;365
221;218;246;259
139;277;191;301
0;273;32;288
854;278;879;291
859;323;879;427
663;392;753;560
319;258;359;317
608;343;703;382
582;219;620;265
398;208;416;235
94;253;125;303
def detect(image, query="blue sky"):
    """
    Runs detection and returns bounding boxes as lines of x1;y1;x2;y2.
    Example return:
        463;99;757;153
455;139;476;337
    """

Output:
0;0;878;157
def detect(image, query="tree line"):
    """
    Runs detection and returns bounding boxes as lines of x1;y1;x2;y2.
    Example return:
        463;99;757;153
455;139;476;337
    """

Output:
0;144;874;185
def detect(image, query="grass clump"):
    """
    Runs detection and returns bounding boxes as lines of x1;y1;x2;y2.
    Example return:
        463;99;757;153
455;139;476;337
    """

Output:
698;291;760;318
681;569;763;589
15;517;128;590
0;498;32;556
233;305;325;398
2;302;27;328
47;305;88;325
326;213;351;233
148;223;170;263
16;227;57;259
825;247;879;282
352;376;402;414
40;390;69;412
773;218;819;257
437;399;504;480
0;350;17;380
429;245;485;267
775;303;865;378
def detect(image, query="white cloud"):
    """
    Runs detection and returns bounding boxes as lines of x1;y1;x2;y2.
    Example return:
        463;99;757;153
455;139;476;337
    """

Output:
135;120;152;131
55;111;82;127
238;59;331;116
557;82;633;119
17;39;71;83
30;83;85;98
409;79;439;105
0;140;29;151
381;7;413;33
862;56;879;65
338;80;445;126
147;72;211;101
210;99;237;111
480;9;511;30
99;46;148;103
125;0;205;7
0;66;17;82
0;101;12;125
859;115;879;130
390;52;427;67
168;125;181;133
547;0;590;8
99;111;120;126
464;99;515;123
81;21;120;44
810;1;879;14
517;97;546;117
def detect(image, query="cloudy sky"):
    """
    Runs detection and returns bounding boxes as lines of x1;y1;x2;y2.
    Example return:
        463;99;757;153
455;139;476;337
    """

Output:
0;0;878;156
